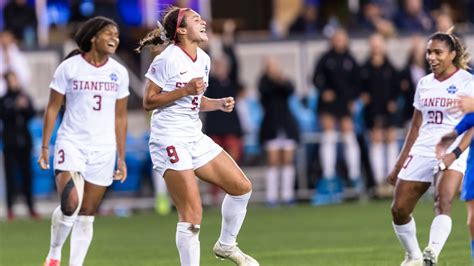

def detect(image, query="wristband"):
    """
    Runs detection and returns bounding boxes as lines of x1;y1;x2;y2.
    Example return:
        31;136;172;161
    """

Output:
41;146;49;149
452;147;462;159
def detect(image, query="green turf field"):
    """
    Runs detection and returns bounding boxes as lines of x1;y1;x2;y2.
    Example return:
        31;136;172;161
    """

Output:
0;199;471;265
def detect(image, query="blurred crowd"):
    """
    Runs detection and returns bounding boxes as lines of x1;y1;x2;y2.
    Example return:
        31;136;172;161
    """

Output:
1;0;474;215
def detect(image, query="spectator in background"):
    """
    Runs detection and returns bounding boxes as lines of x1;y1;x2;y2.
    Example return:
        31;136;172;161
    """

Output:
358;1;395;38
360;33;399;197
0;30;30;97
2;0;37;46
258;57;300;206
0;71;38;221
398;35;428;128
435;13;454;33
204;55;244;206
394;0;433;33
311;29;361;205
288;1;320;36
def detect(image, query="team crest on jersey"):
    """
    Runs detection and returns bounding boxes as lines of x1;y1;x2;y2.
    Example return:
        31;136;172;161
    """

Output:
446;85;457;94
109;73;118;82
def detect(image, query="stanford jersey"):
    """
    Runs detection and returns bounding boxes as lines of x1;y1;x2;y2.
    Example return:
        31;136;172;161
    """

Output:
145;44;210;141
411;69;474;156
49;54;130;150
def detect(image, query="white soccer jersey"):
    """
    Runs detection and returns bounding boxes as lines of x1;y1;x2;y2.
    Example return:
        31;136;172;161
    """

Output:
145;44;210;141
411;69;474;156
50;54;130;150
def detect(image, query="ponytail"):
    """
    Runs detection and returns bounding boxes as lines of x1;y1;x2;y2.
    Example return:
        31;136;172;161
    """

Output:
136;6;187;53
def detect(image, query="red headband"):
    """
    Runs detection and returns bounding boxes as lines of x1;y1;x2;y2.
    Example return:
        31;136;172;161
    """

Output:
173;8;187;41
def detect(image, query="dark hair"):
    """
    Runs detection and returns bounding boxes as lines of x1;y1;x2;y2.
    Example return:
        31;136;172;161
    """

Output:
428;31;471;70
135;7;189;53
64;16;118;60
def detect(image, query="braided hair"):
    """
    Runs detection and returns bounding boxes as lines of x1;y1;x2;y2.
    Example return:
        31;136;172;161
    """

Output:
135;6;189;53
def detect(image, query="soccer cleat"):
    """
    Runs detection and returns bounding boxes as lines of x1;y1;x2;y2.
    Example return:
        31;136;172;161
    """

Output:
213;241;259;266
44;258;60;266
422;246;438;266
400;254;423;266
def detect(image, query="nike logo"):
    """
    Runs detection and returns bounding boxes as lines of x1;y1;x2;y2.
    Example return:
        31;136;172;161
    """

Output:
180;71;187;75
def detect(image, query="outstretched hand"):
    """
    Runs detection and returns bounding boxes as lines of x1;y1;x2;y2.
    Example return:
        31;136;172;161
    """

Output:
220;97;235;112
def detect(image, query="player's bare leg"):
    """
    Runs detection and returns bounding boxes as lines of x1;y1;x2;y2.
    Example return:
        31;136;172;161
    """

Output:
391;179;430;265
196;151;259;265
423;170;463;265
164;169;202;266
69;182;107;266
45;171;84;266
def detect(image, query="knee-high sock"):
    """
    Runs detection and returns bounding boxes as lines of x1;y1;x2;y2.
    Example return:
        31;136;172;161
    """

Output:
176;222;200;266
370;142;385;185
265;166;279;203
387;141;399;175
281;165;295;202
70;216;95;266
47;206;76;260
393;218;422;259
320;131;337;178
428;214;452;256
342;132;361;180
219;191;251;246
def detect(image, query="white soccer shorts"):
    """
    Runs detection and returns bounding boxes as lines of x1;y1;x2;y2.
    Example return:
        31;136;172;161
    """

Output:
398;152;468;183
53;140;116;186
149;134;223;178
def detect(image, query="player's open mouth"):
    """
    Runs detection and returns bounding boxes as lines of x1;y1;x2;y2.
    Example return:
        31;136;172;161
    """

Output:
200;28;206;33
430;64;439;71
107;42;117;48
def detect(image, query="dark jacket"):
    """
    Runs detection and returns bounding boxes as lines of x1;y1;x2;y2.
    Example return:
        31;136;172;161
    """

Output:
258;74;300;144
204;76;243;137
0;89;35;151
360;57;399;114
312;49;361;114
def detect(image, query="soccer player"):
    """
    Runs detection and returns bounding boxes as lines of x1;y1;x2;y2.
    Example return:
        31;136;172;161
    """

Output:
38;16;129;266
436;99;474;263
136;7;259;266
387;30;473;266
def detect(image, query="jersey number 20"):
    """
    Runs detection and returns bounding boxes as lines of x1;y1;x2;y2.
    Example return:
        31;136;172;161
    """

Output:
427;110;443;124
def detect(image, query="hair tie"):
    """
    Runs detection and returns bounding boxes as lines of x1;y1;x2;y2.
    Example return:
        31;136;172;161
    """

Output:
156;20;168;42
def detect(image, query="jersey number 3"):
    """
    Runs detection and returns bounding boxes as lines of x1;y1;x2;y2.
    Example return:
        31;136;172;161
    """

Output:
166;145;180;163
93;95;102;111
